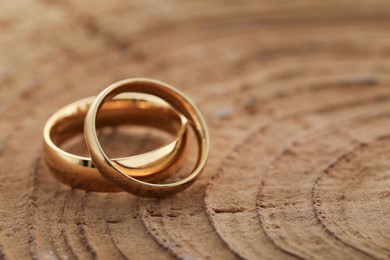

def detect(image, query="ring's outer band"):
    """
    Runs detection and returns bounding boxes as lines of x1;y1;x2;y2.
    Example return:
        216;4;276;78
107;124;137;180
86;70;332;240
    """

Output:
84;78;210;197
43;93;189;192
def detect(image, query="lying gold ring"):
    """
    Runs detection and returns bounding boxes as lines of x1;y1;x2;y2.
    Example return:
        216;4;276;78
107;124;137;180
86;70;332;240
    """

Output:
43;93;189;192
84;78;210;197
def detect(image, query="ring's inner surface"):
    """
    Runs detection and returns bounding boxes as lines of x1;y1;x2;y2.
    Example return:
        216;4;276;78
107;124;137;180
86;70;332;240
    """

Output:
50;99;183;157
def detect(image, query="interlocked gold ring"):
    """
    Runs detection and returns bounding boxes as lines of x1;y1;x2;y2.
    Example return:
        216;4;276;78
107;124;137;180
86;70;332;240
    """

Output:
43;93;189;192
84;78;210;197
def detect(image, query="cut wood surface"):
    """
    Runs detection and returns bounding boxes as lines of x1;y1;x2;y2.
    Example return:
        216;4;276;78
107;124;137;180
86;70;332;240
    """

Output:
1;1;390;259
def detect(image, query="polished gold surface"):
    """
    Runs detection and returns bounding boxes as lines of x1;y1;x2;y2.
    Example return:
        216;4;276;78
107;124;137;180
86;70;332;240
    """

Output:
43;93;189;192
84;78;210;197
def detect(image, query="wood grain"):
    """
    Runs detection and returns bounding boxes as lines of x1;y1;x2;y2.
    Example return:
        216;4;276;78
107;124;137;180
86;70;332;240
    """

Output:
1;0;390;259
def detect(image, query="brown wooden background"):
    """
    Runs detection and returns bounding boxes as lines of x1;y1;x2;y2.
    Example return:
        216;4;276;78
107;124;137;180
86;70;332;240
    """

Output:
1;1;390;259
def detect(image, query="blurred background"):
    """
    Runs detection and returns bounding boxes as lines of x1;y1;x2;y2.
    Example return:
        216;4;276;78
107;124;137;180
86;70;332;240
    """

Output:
1;1;390;259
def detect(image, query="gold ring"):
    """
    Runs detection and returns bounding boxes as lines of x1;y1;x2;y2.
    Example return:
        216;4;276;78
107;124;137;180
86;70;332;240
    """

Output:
84;78;210;197
43;93;189;192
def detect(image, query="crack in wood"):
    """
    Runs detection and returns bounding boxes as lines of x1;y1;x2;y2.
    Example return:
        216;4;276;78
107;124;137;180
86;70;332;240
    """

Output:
76;193;98;259
56;189;78;259
212;207;247;214
26;156;40;260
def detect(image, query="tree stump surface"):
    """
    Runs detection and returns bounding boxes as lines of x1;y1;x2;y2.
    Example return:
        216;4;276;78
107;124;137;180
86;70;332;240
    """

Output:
1;1;390;259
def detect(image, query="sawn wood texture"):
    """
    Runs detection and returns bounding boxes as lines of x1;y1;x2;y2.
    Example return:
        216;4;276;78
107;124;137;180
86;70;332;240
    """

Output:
1;1;390;259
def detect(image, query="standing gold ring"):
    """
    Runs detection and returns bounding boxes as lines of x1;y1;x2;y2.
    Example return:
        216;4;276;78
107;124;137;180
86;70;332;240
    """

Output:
84;78;210;197
43;93;189;192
